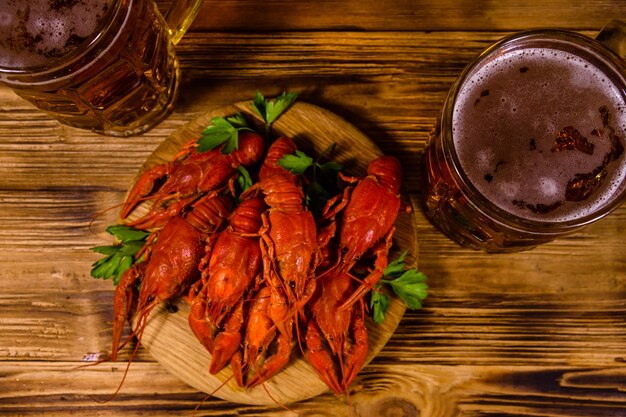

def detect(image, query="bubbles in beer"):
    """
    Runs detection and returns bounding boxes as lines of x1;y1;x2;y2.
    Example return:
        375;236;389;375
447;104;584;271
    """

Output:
453;45;626;222
0;0;114;69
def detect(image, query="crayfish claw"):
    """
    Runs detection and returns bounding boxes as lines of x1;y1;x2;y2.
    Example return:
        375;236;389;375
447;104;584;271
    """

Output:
209;300;244;374
304;320;344;395
339;304;369;391
120;163;171;219
246;331;293;388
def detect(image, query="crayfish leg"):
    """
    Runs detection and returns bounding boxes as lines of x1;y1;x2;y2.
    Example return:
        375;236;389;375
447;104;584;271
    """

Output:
111;264;142;361
320;185;352;222
230;350;245;387
338;226;395;313
188;284;215;352
246;331;294;389
120;163;171;219
209;300;244;375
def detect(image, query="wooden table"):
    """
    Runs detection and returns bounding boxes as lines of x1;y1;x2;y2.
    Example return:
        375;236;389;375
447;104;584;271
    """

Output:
1;1;625;416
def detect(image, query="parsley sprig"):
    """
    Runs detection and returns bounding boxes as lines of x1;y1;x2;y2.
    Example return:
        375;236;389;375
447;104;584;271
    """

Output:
197;113;253;154
278;146;342;217
90;225;149;285
370;251;428;324
252;90;298;138
235;165;253;199
196;90;299;153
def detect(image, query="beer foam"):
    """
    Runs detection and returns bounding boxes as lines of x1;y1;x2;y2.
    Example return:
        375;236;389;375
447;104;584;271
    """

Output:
0;0;114;69
453;45;626;223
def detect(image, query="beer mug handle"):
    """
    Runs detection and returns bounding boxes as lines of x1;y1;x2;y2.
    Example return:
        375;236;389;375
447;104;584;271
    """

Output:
596;20;626;60
162;0;205;45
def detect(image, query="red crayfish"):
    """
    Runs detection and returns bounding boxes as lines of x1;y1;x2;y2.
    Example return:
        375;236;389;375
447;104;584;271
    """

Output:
120;131;265;229
106;127;407;398
112;193;234;361
302;155;403;395
187;197;266;375
238;138;319;339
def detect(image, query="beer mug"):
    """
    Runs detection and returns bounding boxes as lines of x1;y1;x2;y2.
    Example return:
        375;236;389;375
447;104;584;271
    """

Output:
0;0;203;137
423;20;626;252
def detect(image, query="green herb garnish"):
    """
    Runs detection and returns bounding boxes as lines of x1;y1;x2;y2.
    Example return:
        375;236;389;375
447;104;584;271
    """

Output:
252;90;298;137
197;113;253;154
235;165;253;200
252;90;299;125
278;150;314;175
370;250;428;324
278;145;342;217
370;290;390;324
90;225;149;285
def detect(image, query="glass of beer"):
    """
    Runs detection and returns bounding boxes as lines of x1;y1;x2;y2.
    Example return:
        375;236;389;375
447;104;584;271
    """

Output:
0;0;203;137
423;20;626;252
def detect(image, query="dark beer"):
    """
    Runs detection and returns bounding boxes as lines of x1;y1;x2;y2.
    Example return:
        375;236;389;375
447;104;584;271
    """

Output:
0;0;179;136
423;31;626;251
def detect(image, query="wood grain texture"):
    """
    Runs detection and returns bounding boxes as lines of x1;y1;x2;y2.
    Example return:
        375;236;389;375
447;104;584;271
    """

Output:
1;2;626;416
158;1;626;32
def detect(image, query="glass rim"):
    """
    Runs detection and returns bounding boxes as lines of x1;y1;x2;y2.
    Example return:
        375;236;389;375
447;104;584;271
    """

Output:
442;29;626;233
0;0;124;74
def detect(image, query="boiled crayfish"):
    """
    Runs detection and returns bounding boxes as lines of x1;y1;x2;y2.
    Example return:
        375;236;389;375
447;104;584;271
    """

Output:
120;131;265;229
109;128;407;398
302;155;403;395
112;193;234;360
187;197;266;375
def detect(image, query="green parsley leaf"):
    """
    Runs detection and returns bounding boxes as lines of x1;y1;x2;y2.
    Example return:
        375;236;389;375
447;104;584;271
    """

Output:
371;251;428;323
278;150;314;175
277;147;342;217
90;225;148;285
105;225;149;243
235;165;253;200
252;90;299;126
305;180;330;219
90;245;119;256
383;250;408;277
385;270;428;310
117;240;147;256
319;160;343;177
370;287;390;324
197;114;252;154
252;91;267;121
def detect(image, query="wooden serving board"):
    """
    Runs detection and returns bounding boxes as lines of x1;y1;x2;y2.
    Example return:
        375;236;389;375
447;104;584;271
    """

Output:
124;101;418;405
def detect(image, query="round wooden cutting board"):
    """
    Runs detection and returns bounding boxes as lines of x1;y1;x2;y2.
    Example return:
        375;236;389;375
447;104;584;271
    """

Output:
124;101;418;405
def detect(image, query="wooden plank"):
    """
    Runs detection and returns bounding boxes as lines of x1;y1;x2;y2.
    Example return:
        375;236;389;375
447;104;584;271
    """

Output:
1;10;625;415
155;1;626;32
0;192;624;367
2;31;599;193
2;362;626;416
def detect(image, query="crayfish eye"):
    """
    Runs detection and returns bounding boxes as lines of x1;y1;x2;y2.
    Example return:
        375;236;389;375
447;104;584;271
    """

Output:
341;247;349;255
207;301;212;308
258;347;263;353
289;282;296;290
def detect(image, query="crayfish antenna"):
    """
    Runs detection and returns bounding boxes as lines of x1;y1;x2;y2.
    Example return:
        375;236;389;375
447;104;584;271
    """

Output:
89;321;145;404
88;190;167;236
249;360;294;413
92;298;157;404
192;374;234;417
87;199;133;235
